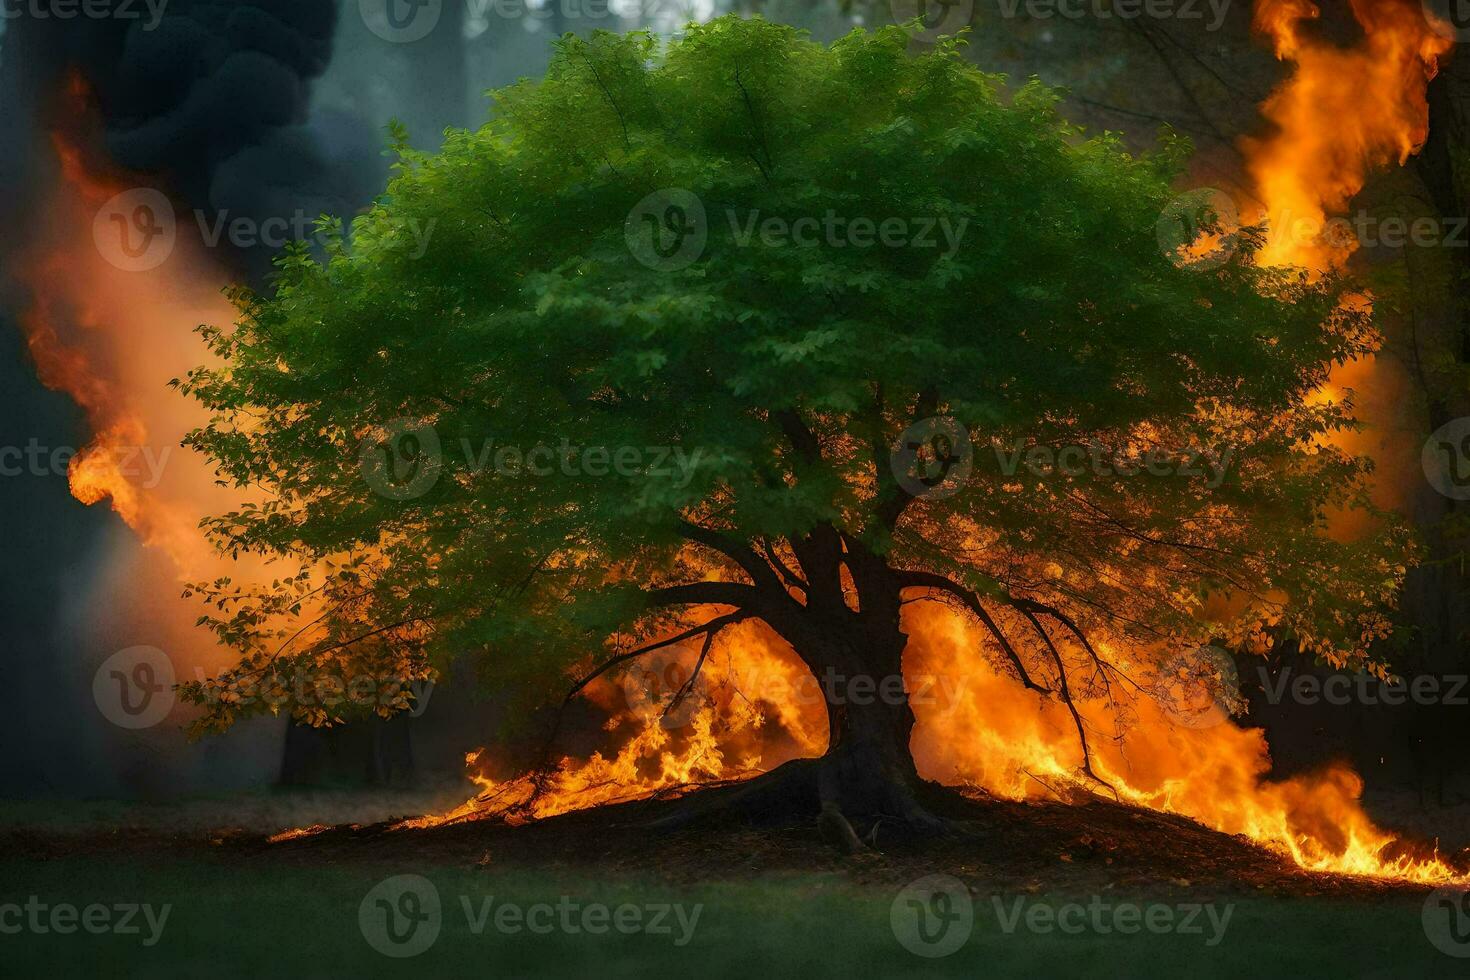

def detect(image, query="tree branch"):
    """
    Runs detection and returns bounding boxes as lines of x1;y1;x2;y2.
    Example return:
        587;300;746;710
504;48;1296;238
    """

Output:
895;570;1050;694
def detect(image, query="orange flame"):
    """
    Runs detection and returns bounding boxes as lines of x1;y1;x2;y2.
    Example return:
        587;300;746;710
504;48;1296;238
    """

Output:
414;3;1466;886
21;41;1462;885
11;80;261;687
1247;0;1452;268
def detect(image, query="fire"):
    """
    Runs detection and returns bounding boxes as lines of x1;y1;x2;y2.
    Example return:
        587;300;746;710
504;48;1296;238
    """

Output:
10;79;259;686
408;619;824;827
15;27;1462;887
1247;0;1451;268
413;2;1467;887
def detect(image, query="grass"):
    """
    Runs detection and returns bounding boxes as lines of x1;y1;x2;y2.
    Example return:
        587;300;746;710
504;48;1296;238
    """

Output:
0;852;1451;978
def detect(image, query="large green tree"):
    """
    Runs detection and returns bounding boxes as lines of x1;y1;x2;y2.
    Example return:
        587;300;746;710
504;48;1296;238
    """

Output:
179;17;1407;837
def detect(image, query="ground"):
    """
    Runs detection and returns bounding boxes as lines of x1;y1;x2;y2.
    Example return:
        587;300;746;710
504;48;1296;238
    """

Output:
0;787;1459;977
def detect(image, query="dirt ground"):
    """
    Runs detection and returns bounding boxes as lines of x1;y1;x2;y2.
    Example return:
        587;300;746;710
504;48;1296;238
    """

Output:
2;784;1458;902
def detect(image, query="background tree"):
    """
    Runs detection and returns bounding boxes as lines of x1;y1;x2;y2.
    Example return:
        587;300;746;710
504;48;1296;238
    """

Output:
178;17;1408;839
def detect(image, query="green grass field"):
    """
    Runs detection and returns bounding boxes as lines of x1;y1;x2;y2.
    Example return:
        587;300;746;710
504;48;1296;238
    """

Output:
0;851;1450;979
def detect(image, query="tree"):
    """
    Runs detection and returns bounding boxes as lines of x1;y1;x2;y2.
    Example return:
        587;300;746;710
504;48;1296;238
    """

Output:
177;17;1409;840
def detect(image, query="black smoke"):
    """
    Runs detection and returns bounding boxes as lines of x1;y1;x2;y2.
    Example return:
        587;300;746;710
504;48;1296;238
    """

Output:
0;0;382;797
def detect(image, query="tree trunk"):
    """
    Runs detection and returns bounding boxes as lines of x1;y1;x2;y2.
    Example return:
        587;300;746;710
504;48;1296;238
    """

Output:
803;630;940;833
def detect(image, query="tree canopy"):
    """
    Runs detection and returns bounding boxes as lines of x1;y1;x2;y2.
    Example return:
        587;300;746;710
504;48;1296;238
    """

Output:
177;17;1407;746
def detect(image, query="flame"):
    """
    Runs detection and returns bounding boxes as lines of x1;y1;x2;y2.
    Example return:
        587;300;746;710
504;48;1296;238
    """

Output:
1247;0;1451;268
10;79;258;686
406;619;824;827
412;4;1466;886
20;39;1461;886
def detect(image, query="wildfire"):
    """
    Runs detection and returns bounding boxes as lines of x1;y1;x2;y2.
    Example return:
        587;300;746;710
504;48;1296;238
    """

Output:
410;2;1468;887
1247;0;1452;268
15;22;1466;887
11;80;262;687
406;618;825;828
